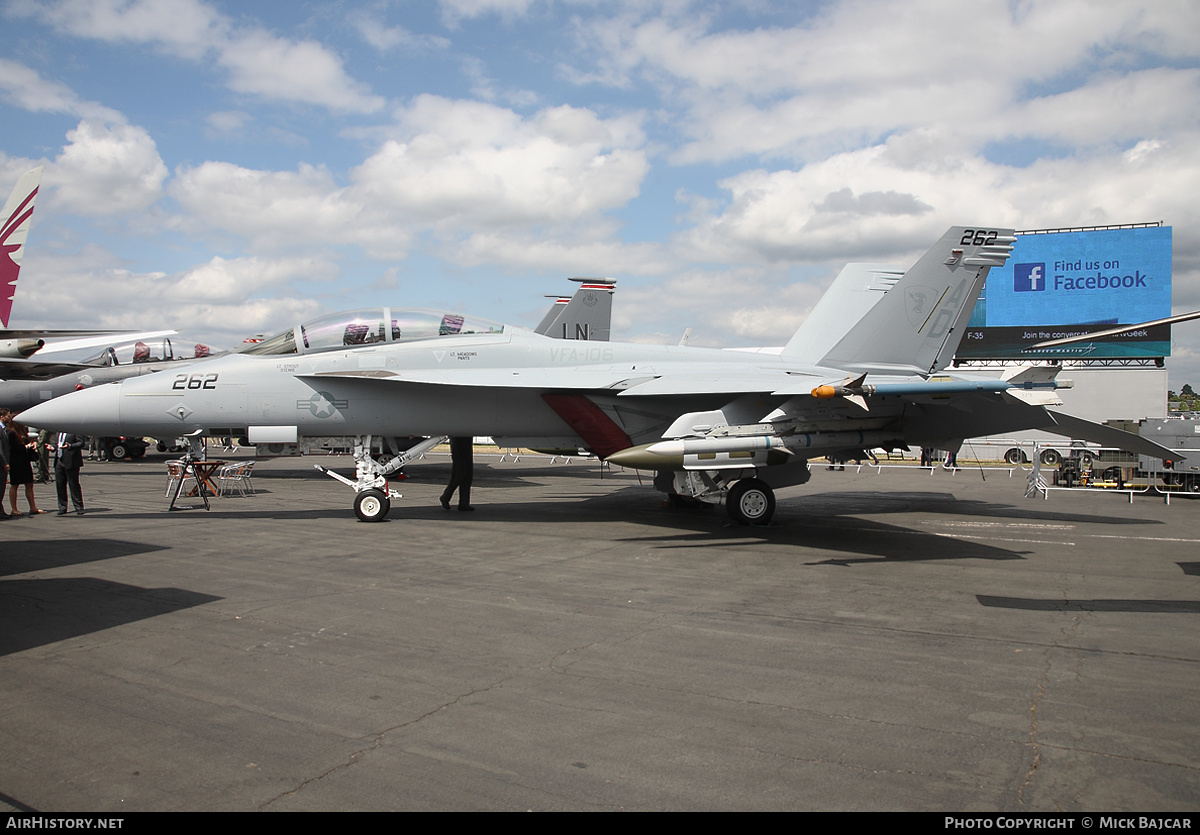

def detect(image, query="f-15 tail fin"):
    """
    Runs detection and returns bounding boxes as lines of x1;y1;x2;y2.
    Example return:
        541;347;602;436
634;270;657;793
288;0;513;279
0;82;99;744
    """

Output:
534;277;616;341
816;226;1015;376
1;168;43;328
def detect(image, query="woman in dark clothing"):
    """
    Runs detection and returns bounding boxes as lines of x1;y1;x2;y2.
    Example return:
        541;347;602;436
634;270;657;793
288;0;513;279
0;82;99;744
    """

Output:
7;420;44;516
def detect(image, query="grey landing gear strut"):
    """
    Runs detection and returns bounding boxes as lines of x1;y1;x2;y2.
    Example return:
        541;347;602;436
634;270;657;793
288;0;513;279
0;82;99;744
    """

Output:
315;435;447;522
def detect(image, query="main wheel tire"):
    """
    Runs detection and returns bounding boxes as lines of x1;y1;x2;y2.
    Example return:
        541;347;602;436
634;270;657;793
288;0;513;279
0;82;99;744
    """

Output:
1040;449;1061;466
354;489;390;522
1004;448;1026;465
156;441;168;452
110;443;128;460
131;447;145;459
726;478;775;525
1078;451;1095;467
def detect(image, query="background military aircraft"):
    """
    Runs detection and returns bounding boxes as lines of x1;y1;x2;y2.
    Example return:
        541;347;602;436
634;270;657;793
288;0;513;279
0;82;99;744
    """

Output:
20;226;1177;522
533;277;616;341
0;168;180;375
0;337;213;412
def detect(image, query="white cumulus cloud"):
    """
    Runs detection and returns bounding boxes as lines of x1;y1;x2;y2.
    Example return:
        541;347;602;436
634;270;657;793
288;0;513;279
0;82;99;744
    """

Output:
50;119;168;215
353;96;648;228
13;0;384;113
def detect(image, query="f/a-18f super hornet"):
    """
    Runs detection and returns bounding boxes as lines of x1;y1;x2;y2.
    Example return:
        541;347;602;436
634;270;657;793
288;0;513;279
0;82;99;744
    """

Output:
2;281;610;422
20;226;1178;522
4;277;612;458
0;337;214;411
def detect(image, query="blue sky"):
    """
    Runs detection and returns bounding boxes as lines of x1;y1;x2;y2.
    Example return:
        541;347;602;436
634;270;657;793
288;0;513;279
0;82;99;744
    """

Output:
3;0;1200;386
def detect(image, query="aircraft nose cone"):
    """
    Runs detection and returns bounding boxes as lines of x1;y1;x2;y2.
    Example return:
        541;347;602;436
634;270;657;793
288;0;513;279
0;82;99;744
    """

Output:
18;383;123;435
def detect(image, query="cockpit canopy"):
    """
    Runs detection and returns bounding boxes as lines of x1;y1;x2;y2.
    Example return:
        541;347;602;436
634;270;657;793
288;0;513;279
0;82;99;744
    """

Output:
239;308;505;356
81;338;213;366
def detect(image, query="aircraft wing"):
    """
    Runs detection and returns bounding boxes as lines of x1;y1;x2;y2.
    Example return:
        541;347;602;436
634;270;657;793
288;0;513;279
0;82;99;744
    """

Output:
306;365;803;395
0;329;180;379
306;366;643;390
614;371;804;396
25;329;178;355
0;355;100;380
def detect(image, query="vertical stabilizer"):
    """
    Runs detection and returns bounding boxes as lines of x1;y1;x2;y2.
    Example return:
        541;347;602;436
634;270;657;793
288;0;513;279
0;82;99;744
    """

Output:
817;226;1014;376
781;263;902;361
534;295;570;334
0;167;43;328
535;276;616;341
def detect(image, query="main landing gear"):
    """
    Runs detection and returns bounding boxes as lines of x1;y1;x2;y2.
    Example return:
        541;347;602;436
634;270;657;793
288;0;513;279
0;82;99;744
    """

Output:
661;469;781;526
316;434;446;522
726;478;776;526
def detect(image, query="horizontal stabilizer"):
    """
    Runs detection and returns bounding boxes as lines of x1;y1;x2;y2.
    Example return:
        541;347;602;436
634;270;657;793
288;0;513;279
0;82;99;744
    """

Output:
1045;410;1182;461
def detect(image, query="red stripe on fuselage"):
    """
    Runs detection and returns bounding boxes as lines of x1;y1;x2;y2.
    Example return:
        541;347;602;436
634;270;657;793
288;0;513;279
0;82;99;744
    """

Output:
541;393;633;459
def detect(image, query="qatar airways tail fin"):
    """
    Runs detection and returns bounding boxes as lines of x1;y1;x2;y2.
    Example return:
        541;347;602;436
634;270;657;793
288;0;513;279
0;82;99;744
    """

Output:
0;167;43;327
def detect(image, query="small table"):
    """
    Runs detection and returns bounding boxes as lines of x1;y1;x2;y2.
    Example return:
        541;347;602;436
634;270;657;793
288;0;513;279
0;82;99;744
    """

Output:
189;460;226;498
167;458;226;511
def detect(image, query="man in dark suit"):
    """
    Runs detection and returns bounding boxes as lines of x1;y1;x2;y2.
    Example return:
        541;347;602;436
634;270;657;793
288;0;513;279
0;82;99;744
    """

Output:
439;436;474;511
52;432;85;515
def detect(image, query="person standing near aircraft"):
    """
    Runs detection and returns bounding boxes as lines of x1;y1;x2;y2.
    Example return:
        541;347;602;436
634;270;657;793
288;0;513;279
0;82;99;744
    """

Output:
6;418;43;515
440;437;474;512
35;427;49;483
51;431;85;515
0;410;10;518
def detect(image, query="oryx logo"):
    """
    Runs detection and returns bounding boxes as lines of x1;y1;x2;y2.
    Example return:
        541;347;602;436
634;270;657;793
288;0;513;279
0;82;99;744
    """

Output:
298;391;347;418
1014;263;1045;292
905;285;936;328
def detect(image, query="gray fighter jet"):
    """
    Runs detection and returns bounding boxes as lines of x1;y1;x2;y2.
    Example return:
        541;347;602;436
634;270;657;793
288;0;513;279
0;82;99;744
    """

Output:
19;226;1177;522
0;277;612;417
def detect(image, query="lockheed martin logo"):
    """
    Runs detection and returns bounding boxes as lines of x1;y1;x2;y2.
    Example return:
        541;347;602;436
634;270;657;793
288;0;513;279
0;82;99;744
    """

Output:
298;391;347;418
1014;263;1045;292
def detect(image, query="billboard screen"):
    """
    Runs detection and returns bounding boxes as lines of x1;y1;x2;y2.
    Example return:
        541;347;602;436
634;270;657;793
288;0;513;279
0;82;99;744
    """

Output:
957;225;1172;360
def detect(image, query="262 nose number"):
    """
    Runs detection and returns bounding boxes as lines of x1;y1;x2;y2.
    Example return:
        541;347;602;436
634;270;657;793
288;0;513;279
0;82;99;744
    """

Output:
172;373;218;390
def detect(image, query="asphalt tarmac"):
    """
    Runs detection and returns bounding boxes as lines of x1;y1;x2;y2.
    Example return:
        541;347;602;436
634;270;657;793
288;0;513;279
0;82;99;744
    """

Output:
1;452;1197;811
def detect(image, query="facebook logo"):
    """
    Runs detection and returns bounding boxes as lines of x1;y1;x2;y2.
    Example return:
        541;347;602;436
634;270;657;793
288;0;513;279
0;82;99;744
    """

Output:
1014;263;1045;292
